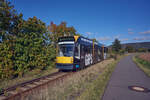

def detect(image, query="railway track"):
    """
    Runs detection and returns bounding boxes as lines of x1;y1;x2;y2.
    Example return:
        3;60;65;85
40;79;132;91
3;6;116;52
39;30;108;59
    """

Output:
0;71;73;100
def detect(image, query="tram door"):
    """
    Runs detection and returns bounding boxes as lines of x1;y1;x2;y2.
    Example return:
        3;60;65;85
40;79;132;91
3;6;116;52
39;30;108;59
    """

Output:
93;45;98;64
80;45;85;69
84;46;93;66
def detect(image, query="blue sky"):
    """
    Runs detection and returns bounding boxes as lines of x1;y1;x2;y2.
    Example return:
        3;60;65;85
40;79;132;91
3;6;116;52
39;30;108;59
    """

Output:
11;0;150;46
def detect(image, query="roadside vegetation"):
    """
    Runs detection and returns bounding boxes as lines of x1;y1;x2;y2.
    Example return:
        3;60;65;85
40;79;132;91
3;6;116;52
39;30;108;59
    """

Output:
77;59;118;100
0;67;58;92
1;0;149;99
15;40;126;100
24;56;124;100
0;0;78;81
0;0;123;91
133;53;150;77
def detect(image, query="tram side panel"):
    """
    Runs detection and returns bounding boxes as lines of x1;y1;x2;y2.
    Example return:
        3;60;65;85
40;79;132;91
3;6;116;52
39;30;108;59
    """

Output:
94;45;98;64
84;46;90;66
79;44;105;69
104;47;108;60
97;46;102;62
80;44;93;68
93;45;102;63
74;37;107;69
74;43;80;70
80;44;85;69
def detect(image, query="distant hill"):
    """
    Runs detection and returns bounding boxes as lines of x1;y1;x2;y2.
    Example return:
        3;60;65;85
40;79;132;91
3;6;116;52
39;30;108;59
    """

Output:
108;42;150;50
121;42;150;49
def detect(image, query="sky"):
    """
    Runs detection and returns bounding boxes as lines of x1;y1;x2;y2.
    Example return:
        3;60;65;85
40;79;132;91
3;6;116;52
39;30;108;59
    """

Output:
11;0;150;46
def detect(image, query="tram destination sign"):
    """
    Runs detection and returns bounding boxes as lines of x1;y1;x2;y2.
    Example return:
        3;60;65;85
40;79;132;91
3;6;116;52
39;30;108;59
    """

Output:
58;37;75;42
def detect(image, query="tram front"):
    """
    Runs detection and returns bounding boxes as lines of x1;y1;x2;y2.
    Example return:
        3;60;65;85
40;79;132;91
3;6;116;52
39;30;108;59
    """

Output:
56;36;78;70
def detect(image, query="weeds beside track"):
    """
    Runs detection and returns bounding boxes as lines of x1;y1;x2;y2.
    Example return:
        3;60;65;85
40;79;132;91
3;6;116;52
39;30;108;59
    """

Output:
133;54;150;77
0;56;124;100
0;71;72;100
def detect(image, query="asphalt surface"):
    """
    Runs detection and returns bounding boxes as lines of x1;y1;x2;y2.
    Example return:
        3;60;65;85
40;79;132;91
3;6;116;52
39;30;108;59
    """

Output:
102;55;150;100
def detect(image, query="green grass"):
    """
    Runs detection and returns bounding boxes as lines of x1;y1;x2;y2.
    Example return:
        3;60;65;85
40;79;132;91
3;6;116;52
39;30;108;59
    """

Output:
0;66;58;91
77;55;123;100
35;58;117;100
133;56;150;77
0;55;125;100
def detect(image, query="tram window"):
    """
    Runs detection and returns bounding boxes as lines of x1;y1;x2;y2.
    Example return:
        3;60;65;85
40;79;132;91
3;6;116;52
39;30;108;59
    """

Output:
75;44;80;59
104;47;108;53
58;44;74;57
98;49;101;55
100;47;103;52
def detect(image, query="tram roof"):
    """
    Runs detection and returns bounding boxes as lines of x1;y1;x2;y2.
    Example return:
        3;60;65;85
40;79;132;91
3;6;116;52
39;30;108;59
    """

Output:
58;35;105;47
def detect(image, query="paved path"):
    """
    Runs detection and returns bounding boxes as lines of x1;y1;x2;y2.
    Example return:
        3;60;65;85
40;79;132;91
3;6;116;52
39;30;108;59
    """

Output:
102;55;150;100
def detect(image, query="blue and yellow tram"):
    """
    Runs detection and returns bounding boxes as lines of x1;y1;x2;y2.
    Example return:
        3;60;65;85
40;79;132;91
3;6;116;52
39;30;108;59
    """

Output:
56;36;107;71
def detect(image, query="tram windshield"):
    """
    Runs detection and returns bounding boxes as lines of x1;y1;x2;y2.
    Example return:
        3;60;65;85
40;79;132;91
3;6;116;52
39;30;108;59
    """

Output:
58;44;74;57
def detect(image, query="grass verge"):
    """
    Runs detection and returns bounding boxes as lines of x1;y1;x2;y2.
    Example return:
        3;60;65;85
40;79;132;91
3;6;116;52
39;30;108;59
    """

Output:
37;55;124;100
133;55;150;77
46;59;115;100
17;59;116;100
77;56;122;100
6;55;125;100
0;66;58;92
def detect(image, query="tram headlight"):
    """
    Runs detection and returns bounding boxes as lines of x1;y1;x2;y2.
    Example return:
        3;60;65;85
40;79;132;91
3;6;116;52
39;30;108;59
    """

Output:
70;58;73;63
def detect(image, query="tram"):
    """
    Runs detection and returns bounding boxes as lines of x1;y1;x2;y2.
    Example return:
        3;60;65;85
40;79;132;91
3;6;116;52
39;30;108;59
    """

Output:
56;35;108;71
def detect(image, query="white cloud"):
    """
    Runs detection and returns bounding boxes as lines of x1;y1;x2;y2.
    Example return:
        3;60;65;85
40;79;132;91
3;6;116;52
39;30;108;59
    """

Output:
128;28;133;31
139;30;150;35
128;32;134;34
133;36;150;41
85;32;92;35
121;38;129;41
97;37;111;41
85;32;99;39
114;34;121;39
128;28;134;34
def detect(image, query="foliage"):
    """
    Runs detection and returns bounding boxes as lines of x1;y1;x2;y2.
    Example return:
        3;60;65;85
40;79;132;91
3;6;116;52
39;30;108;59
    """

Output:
0;40;15;79
137;57;150;68
0;0;79;79
77;57;123;100
137;48;147;52
125;45;135;53
0;0;23;41
133;56;150;77
112;38;121;53
0;0;56;79
119;49;125;55
47;22;77;47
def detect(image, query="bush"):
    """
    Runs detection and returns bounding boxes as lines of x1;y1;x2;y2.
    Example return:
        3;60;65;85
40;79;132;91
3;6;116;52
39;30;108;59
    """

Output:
0;40;15;79
0;16;56;79
137;48;147;52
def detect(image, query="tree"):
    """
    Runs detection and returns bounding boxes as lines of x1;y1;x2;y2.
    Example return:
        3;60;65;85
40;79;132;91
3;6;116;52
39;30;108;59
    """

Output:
0;0;13;40
0;39;15;78
13;16;55;76
0;0;23;41
0;0;56;79
125;45;135;53
0;0;23;78
112;38;121;53
137;48;147;52
47;21;77;47
0;0;79;79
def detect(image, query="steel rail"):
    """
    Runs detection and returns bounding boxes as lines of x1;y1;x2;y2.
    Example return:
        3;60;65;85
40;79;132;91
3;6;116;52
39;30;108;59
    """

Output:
0;71;73;100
